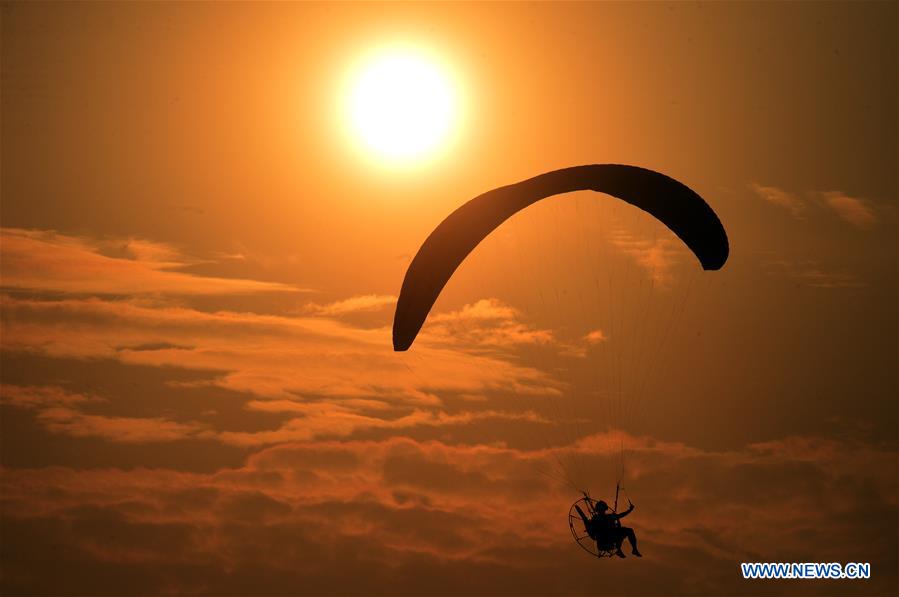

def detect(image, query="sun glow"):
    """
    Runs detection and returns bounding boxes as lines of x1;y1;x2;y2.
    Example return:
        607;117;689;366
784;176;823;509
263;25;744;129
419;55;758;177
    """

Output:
343;46;461;166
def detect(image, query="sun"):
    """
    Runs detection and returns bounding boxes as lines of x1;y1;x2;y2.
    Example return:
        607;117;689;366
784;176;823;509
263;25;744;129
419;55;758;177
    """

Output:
344;46;460;166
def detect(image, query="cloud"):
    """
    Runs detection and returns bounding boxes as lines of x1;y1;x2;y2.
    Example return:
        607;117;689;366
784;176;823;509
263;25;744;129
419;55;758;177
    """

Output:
1;296;555;404
1;384;209;443
2;381;548;449
798;267;864;288
607;228;684;286
423;299;555;349
554;329;609;358
0;228;563;466
819;191;878;229
302;294;396;316
584;329;608;344
0;384;103;408
0;291;559;454
750;183;806;218
430;299;521;323
219;403;548;447
764;259;863;288
36;407;210;443
749;185;881;230
1;433;896;595
2;229;894;594
0;228;300;296
115;342;195;352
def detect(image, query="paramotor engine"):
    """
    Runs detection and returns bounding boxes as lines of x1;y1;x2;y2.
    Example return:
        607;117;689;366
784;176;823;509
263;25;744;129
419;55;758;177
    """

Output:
569;496;619;558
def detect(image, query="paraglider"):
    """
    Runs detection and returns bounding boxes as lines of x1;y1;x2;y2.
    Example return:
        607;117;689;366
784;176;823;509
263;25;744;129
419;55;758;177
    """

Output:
570;485;641;559
392;164;729;559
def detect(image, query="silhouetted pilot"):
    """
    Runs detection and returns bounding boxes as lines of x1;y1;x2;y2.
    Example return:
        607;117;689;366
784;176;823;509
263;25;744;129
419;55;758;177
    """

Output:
589;499;642;558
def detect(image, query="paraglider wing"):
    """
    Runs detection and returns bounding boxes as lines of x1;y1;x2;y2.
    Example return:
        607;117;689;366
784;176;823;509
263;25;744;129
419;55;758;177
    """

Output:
393;164;728;351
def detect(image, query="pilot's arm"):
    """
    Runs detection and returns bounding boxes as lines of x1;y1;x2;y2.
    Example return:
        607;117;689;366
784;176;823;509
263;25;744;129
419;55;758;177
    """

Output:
615;501;635;519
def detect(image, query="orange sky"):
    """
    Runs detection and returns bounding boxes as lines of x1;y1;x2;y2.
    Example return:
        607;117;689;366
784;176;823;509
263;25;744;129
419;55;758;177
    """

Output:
2;2;897;595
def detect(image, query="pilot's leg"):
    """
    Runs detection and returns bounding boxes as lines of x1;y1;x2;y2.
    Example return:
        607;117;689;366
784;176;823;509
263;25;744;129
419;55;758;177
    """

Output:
621;526;641;557
613;529;626;558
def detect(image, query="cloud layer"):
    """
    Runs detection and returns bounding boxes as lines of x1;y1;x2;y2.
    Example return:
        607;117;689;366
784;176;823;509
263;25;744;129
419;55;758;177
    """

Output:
2;433;896;595
1;228;300;296
2;226;896;595
750;185;881;229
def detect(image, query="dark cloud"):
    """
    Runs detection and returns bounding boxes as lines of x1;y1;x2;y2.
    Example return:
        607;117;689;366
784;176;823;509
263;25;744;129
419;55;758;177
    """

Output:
1;435;896;596
115;342;195;352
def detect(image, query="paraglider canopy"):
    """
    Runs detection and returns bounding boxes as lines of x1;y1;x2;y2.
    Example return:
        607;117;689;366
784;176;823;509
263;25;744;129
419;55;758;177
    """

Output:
393;164;729;351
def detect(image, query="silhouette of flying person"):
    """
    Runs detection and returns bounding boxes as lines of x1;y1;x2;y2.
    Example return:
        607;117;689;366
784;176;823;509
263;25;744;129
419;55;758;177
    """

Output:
589;498;642;558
